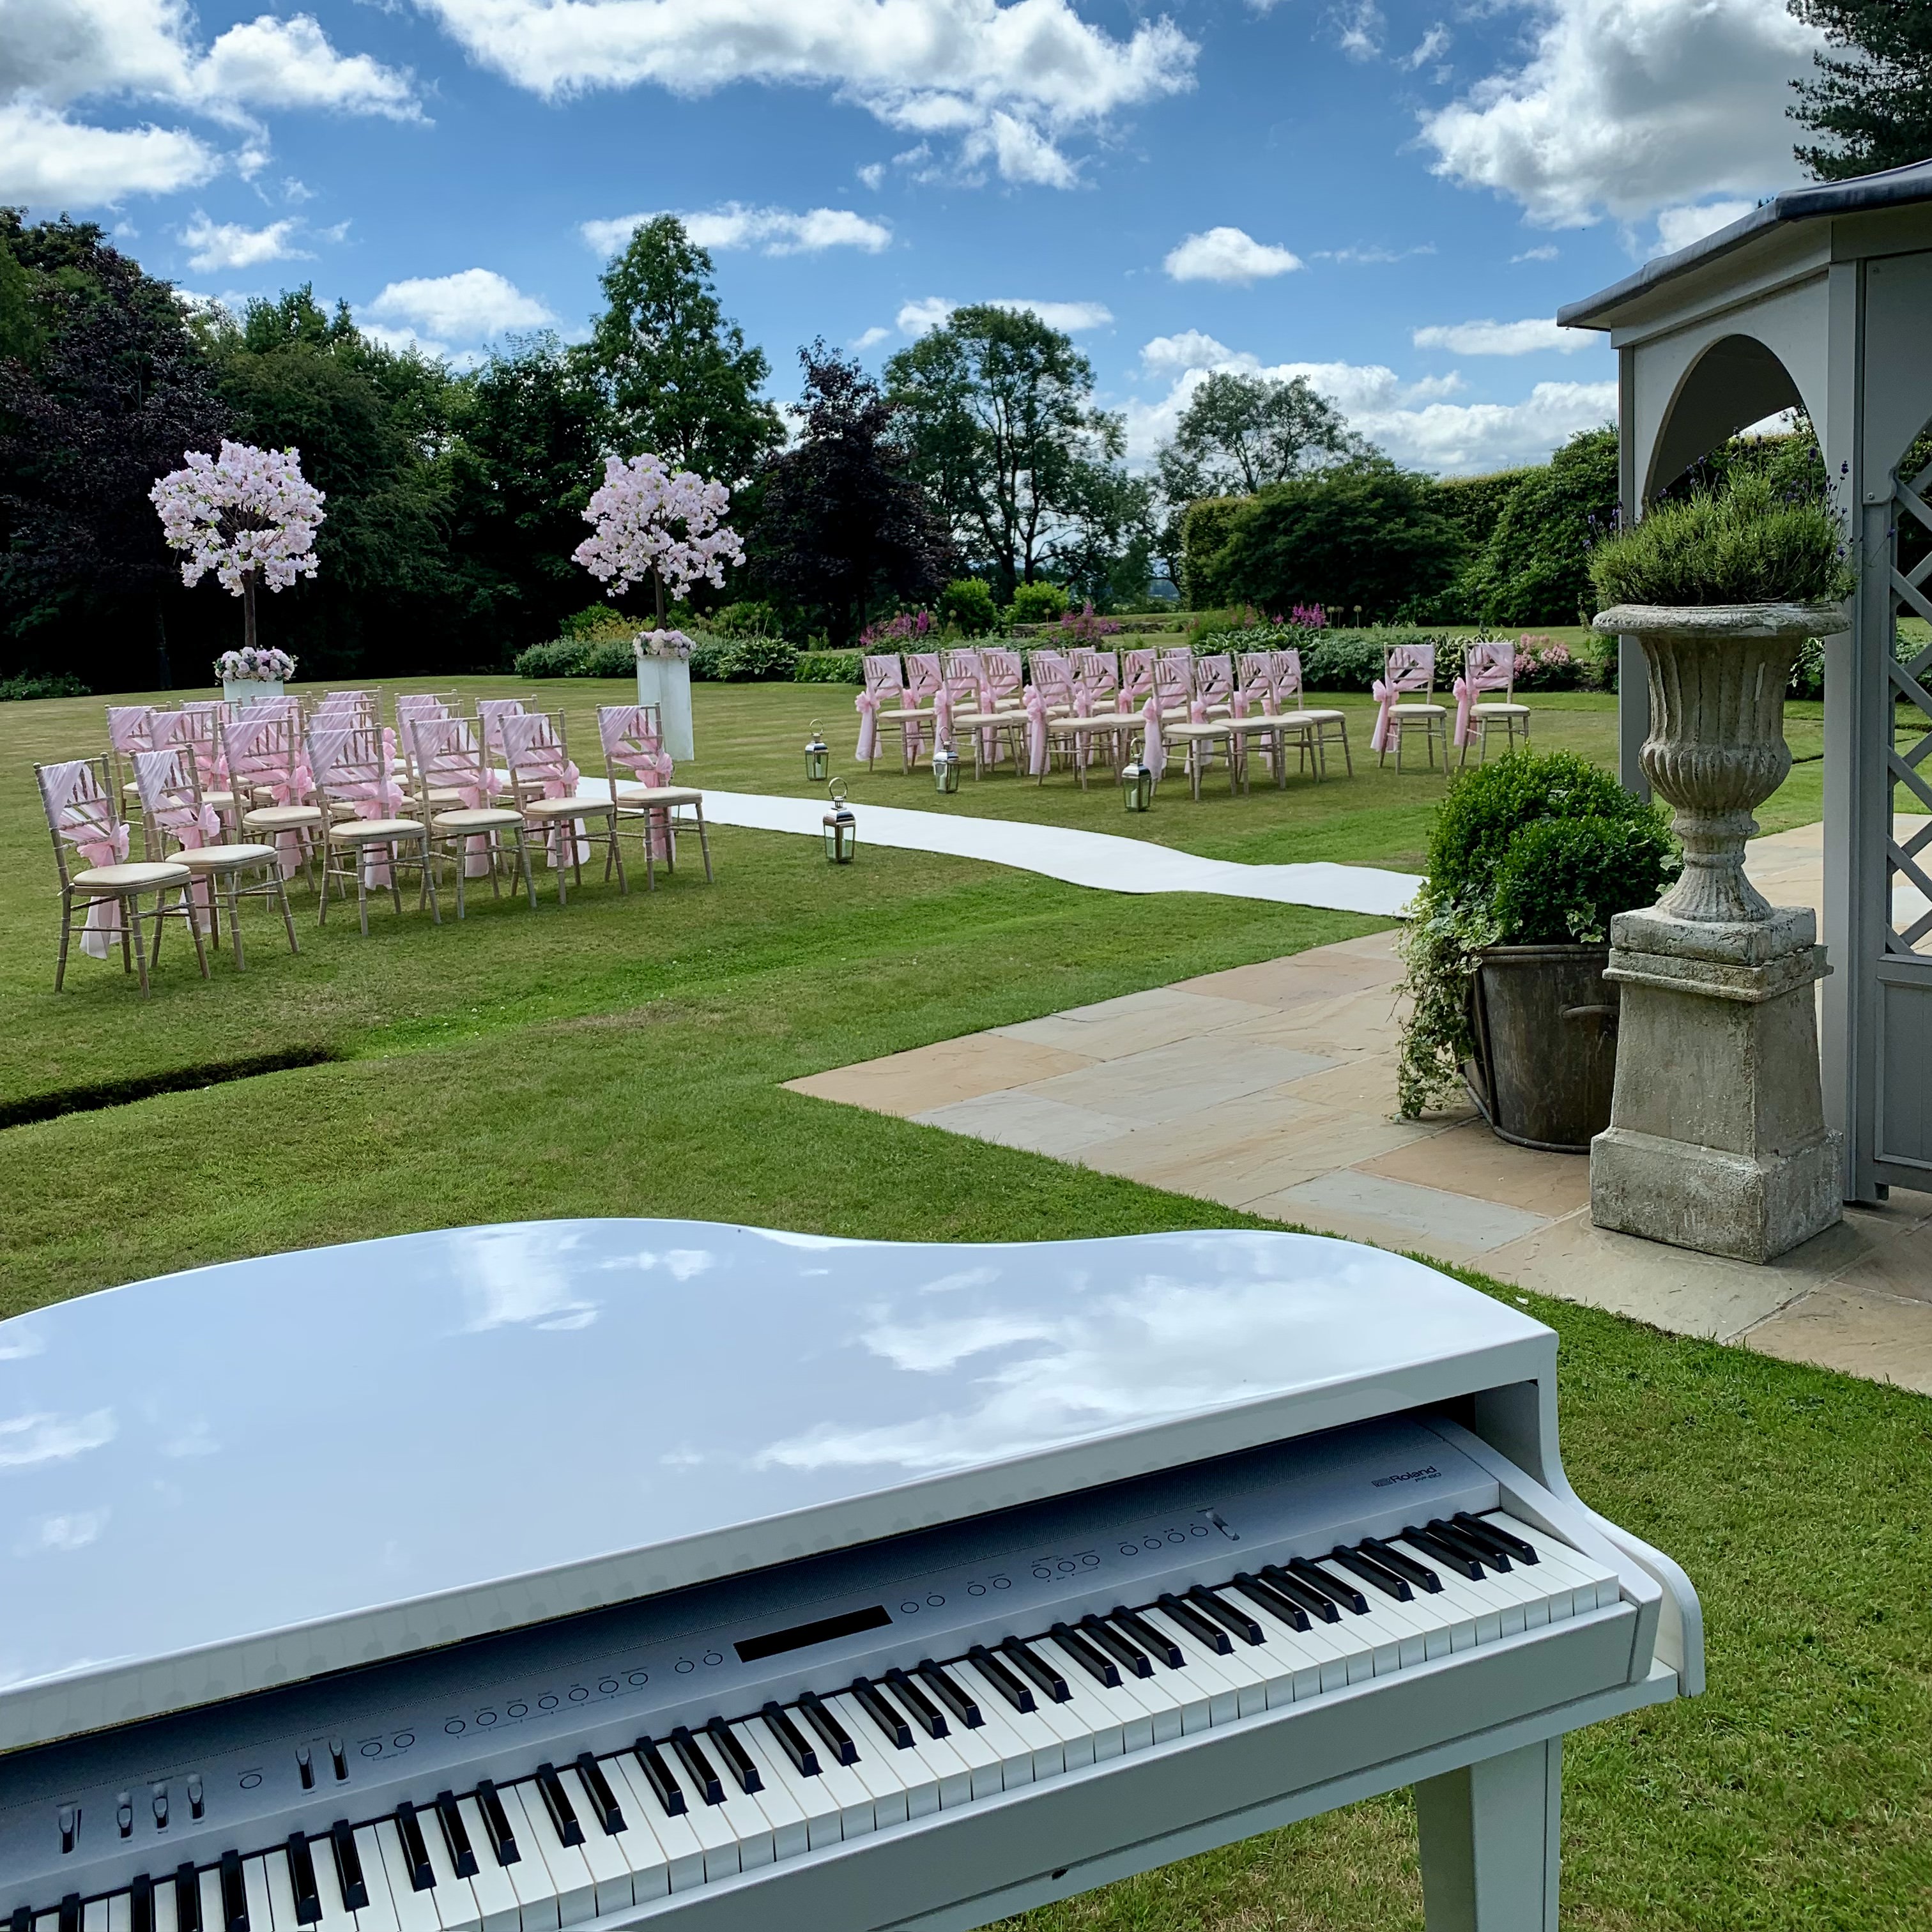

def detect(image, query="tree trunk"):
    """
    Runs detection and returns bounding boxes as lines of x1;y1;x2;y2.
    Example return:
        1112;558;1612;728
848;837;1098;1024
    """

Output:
153;599;172;691
653;569;666;627
243;569;259;652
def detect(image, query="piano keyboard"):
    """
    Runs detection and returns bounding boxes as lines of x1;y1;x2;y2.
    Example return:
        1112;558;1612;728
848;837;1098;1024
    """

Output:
17;1515;1621;1932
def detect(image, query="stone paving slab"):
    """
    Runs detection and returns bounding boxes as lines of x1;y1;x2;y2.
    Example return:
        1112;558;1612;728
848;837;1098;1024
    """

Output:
782;824;1932;1394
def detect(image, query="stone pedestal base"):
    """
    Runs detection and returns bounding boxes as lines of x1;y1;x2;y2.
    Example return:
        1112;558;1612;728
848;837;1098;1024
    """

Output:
1590;905;1841;1264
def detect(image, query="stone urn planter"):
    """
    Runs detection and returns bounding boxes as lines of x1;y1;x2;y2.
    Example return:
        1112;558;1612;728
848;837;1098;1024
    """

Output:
1588;602;1846;1262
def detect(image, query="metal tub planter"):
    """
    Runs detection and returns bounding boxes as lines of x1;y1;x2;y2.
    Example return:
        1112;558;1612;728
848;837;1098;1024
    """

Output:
1466;944;1620;1154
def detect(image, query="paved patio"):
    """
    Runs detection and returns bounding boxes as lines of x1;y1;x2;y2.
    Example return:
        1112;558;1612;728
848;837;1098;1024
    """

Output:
788;824;1932;1395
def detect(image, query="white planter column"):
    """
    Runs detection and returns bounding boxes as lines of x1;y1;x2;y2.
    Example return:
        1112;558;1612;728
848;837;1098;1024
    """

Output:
1588;602;1846;1263
634;649;695;763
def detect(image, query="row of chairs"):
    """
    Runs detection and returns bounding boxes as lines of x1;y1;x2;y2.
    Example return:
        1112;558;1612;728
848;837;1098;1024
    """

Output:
40;703;710;995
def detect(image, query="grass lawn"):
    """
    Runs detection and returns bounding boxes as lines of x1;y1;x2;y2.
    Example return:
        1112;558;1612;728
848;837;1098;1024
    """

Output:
1;676;1924;1929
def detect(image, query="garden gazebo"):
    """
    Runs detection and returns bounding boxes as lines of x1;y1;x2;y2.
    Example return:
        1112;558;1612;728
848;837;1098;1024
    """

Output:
1560;158;1932;1206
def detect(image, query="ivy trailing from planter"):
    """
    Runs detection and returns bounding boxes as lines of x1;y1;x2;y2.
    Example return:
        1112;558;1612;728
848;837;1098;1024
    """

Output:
1395;751;1680;1117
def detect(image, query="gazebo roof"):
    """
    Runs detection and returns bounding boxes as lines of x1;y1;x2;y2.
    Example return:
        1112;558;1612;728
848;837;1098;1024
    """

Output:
1559;156;1932;331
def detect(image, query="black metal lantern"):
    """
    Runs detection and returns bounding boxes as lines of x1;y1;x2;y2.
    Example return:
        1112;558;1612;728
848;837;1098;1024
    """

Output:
1121;747;1154;812
932;744;961;795
822;778;857;862
804;721;829;784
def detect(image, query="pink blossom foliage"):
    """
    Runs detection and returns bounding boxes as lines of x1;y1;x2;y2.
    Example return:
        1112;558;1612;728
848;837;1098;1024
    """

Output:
215;647;296;682
150;441;325;599
1290;603;1327;629
859;610;933;648
574;454;742;601
1057;602;1122;642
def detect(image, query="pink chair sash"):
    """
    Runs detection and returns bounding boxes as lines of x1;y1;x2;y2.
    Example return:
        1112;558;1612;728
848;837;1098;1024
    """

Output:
42;761;132;956
502;712;586;868
1453;641;1515;746
1140;694;1165;780
1372;647;1436;753
598;705;675;860
106;706;154;755
855;689;880;763
1023;685;1049;777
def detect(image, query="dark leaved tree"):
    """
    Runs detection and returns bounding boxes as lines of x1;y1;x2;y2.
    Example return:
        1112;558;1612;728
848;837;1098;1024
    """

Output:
1790;0;1932;180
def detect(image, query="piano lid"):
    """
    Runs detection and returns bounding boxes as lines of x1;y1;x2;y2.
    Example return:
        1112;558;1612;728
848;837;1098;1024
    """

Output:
0;1220;1552;1754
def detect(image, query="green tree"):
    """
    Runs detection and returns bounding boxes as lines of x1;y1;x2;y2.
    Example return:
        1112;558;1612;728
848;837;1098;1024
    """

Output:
1213;461;1464;619
1790;0;1932;179
1460;425;1618;625
885;305;1127;601
0;227;43;365
1155;371;1365;504
583;217;781;483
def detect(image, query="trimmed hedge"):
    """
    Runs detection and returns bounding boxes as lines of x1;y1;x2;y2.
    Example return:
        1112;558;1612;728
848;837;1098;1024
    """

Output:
1179;496;1247;608
796;650;864;683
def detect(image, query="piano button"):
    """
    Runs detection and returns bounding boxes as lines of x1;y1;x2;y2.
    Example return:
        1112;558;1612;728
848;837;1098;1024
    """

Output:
1430;1518;1509;1571
581;1765;671;1899
796;1692;859;1767
394;1805;436;1892
1110;1607;1184;1669
283;1837;321;1928
500;1783;595;1926
431;1796;479;1882
532;1766;585;1849
724;1723;809;1857
177;1864;204;1932
348;1834;400;1932
954;1658;1065;1779
1456;1511;1538;1564
827;1694;913;1823
1078;1615;1150;1679
553;1771;632;1913
1157;1591;1232;1655
917;1660;981;1728
761;1701;821;1776
1362;1536;1444;1591
1190;1584;1266;1648
630;1740;686;1817
1000;1636;1070;1704
967;1644;1036;1713
450;1803;522;1932
606;1759;709;1892
1285;1556;1367;1616
328;1822;369;1911
1050;1621;1121;1688
1140;1606;1243;1723
668;1728;726;1806
1399;1526;1485;1581
1232;1572;1310;1632
735;1721;843;1851
850;1676;914;1749
130;1878;153;1932
572;1756;625;1837
705;1717;763;1793
371;1825;440;1932
884;1666;949;1738
1328;1544;1414;1601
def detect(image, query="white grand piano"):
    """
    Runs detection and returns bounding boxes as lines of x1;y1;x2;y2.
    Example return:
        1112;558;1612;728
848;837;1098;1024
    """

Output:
0;1221;1701;1932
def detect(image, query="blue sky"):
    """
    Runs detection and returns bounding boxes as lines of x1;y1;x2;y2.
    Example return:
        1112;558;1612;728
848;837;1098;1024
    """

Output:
4;0;1825;474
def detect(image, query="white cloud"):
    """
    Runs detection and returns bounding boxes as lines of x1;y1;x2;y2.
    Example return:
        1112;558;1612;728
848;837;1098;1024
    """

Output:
0;102;217;203
1163;226;1302;284
583;203;892;258
1655;198;1757;253
851;325;893;349
1333;0;1383;59
857;162;885;189
1412;316;1588;355
413;0;1196;187
1404;23;1450;68
1420;0;1821;227
192;16;420;121
895;295;1114;335
180;213;307;272
363;268;559;343
1512;243;1560;262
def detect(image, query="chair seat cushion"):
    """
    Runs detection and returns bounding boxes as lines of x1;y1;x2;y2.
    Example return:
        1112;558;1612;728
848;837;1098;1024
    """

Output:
422;786;468;808
1162;721;1236;741
334;817;425;841
173;843;280;869
1471;702;1531;716
876;707;928;723
523;795;615;820
71;861;190;891
614;783;704;807
243;804;324;830
433;807;523;830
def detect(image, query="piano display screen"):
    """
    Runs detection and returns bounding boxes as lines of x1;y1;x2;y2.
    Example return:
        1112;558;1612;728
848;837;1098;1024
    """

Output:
735;1604;893;1662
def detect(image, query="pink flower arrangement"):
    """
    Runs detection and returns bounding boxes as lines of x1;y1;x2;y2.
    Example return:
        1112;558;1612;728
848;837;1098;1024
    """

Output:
215;646;296;683
635;629;694;661
574;454;742;613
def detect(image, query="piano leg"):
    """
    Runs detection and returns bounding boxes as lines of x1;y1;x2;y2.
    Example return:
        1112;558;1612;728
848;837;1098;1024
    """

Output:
1414;1736;1560;1932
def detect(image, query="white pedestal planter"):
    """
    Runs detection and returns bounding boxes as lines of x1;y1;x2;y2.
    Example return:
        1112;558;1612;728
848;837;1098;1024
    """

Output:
635;652;695;763
1588;602;1846;1263
222;677;285;706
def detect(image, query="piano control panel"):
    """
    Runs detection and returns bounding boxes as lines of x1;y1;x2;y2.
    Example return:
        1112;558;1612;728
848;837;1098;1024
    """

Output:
0;1409;1632;1906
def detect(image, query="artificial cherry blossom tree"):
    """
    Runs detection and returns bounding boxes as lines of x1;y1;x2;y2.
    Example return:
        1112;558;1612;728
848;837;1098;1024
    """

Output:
572;452;742;624
150;441;325;652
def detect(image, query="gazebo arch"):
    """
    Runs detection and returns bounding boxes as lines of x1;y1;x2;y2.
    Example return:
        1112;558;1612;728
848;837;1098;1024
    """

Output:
1561;159;1932;1204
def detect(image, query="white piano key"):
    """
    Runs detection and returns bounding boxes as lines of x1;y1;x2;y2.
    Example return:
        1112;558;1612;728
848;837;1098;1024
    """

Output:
654;1762;742;1884
501;1783;595;1927
1349;1577;1434;1667
894;1713;976;1809
953;1658;1065;1777
553;1770;632;1913
1008;1669;1096;1767
1144;1606;1262;1718
470;1795;556;1929
836;1689;935;1818
107;1893;131;1932
734;1719;840;1851
827;1693;913;1823
1494;1515;1618;1611
259;1848;300;1932
724;1722;811;1857
1036;1649;1131;1761
788;1733;878;1840
1307;1567;1406;1676
413;1807;482;1932
152;1879;178;1932
371;1824;441;1932
578;1765;671;1903
1237;1594;1339;1700
199;1866;225;1932
705;1749;778;1871
953;1681;1037;1785
450;1804;521;1932
1135;1611;1242;1724
351;1830;402;1932
85;1899;111;1932
606;1754;709;1893
1402;1565;1481;1653
923;1699;1006;1798
1424;1543;1535;1636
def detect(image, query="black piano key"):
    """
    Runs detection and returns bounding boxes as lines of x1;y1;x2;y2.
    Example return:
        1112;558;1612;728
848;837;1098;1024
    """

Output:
176;1864;203;1932
1157;1591;1233;1654
59;1896;80;1932
1399;1526;1485;1580
574;1756;626;1836
885;1667;950;1738
1286;1556;1367;1615
1259;1563;1338;1622
395;1802;435;1890
1328;1544;1414;1601
917;1660;981;1728
1111;1607;1184;1669
968;1643;1037;1712
1080;1613;1151;1678
631;1739;688;1816
1429;1518;1510;1570
706;1718;764;1793
219;1850;247;1932
797;1692;859;1766
669;1727;726;1804
1362;1535;1445;1591
850;1676;914;1748
131;1875;155;1932
13;1906;33;1932
1232;1570;1310;1632
999;1636;1070;1703
1452;1512;1539;1564
1188;1584;1264;1646
1050;1621;1121;1687
286;1835;322;1925
434;1792;480;1876
533;1763;585;1846
474;1782;521;1866
762;1701;822;1776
